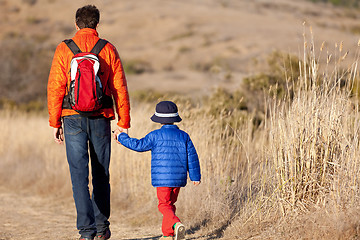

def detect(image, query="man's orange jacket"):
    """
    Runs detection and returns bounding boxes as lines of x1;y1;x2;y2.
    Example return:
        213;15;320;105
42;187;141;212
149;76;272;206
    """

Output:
47;28;130;129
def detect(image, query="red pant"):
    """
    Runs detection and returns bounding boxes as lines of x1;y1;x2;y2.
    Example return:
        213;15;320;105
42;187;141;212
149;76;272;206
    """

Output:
157;187;181;236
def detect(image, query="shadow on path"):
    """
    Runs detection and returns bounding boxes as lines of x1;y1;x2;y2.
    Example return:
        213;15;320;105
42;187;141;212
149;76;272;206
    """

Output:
122;235;162;240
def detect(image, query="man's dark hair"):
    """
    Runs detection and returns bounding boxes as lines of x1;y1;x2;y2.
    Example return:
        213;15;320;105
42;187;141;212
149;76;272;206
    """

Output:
75;5;100;29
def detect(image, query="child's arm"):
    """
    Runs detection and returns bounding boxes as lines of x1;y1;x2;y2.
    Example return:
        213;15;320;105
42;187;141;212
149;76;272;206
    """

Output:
117;132;153;152
187;135;201;184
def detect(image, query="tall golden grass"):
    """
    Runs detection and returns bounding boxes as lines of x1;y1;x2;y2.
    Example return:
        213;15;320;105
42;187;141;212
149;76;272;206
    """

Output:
1;28;360;239
224;28;360;239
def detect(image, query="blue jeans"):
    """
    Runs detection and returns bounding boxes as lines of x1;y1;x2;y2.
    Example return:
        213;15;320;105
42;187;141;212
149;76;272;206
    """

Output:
63;115;111;238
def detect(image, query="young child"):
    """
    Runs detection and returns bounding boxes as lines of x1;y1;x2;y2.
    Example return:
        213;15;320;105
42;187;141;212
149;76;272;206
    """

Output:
114;101;201;240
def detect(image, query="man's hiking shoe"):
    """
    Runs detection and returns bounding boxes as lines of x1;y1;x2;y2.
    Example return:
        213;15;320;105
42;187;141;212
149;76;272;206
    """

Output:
79;237;94;240
174;222;185;240
95;228;111;240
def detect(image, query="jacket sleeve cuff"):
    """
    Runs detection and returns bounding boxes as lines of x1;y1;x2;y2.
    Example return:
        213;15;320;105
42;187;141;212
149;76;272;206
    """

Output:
117;132;127;141
50;120;62;128
117;121;130;129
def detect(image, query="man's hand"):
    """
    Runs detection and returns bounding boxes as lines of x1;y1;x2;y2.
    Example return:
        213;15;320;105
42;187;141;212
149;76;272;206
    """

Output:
193;181;201;186
53;127;64;144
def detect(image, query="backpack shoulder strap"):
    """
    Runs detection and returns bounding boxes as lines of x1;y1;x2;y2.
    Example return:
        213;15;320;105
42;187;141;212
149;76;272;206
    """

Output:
90;39;108;55
63;39;82;55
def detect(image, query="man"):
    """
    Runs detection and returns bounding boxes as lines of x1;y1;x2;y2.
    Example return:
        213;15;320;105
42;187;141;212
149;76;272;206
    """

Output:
47;5;130;240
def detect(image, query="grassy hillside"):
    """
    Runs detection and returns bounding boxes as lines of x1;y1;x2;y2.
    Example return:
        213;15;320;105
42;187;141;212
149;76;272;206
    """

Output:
1;0;360;107
2;29;360;238
2;0;360;238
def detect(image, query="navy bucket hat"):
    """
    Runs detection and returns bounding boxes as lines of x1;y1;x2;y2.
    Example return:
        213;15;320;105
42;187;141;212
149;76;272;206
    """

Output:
151;101;182;124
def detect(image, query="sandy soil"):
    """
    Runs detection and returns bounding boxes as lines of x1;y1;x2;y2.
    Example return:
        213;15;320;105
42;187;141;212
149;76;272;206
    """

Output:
0;187;209;240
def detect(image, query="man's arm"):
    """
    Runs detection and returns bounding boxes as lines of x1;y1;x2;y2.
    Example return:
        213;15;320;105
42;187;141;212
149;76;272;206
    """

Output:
47;43;68;128
107;44;130;129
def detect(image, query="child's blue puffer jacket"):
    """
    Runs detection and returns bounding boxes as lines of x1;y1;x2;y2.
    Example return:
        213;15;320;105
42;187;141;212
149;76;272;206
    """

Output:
118;125;201;187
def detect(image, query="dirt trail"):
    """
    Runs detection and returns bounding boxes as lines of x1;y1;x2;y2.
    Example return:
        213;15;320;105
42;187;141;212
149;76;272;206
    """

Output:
0;188;208;240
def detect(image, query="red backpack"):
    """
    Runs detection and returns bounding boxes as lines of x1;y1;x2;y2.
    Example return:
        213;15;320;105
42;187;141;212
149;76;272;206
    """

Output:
62;39;113;115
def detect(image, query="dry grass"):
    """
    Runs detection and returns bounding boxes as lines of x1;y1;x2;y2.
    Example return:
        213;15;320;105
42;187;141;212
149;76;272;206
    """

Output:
268;27;360;211
0;100;261;238
225;28;360;239
2;29;360;239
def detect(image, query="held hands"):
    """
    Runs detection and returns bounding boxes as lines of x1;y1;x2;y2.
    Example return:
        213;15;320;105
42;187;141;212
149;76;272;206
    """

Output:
113;127;128;143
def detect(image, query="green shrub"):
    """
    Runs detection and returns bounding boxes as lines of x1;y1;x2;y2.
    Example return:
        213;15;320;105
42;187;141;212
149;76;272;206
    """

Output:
203;88;253;131
168;31;194;41
206;88;247;116
0;98;46;112
0;36;52;105
26;16;42;24
191;56;230;72
309;0;360;8
22;0;37;5
349;25;360;35
123;59;152;75
178;46;192;53
199;51;302;131
242;51;301;112
130;90;165;103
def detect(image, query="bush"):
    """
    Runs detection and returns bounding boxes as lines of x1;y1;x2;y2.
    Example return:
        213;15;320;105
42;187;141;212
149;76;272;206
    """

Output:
0;35;53;106
22;0;37;6
168;31;194;41
130;90;165;103
242;51;301;112
206;88;247;116
123;59;152;75
309;0;360;8
191;56;231;73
